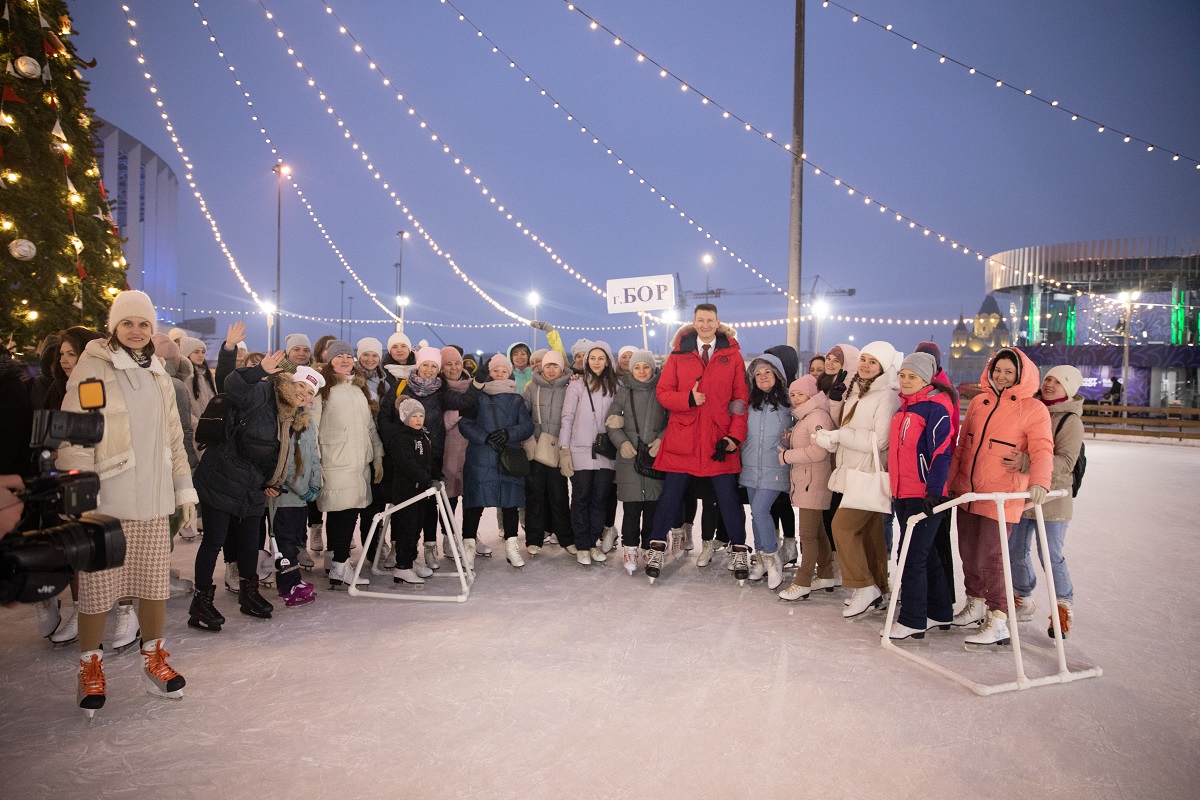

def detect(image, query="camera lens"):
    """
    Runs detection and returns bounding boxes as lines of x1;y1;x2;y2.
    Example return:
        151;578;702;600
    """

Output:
31;514;126;573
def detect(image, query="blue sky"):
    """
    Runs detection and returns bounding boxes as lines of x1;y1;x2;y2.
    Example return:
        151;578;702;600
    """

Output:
72;0;1200;354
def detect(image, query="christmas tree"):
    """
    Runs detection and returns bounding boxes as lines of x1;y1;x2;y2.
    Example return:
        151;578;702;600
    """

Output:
1;0;127;350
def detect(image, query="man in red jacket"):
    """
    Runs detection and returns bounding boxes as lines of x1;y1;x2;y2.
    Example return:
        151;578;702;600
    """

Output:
645;304;750;583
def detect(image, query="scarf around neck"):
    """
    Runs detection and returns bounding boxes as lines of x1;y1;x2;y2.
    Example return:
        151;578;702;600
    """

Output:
408;374;442;397
483;379;517;395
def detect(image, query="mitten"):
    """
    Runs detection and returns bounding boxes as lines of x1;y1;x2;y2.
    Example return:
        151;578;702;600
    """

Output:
619;441;637;460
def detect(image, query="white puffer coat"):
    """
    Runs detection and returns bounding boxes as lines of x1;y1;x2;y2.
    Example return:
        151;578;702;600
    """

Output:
826;368;900;495
312;374;384;512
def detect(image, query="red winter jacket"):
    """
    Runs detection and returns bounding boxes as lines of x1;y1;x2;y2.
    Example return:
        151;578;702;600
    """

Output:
889;384;956;500
654;324;748;477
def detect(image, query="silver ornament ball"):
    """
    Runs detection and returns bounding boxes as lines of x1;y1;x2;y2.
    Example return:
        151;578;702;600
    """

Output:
13;56;41;80
8;238;37;261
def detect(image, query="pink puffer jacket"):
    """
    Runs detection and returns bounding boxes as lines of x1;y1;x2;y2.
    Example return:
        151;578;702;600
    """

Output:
783;392;835;511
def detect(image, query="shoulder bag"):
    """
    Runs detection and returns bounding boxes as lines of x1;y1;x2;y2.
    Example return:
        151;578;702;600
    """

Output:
490;398;530;478
627;387;665;481
522;384;561;467
587;384;618;460
835;431;892;514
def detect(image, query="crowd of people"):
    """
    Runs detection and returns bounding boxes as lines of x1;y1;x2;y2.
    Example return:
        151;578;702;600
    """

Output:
4;292;1087;718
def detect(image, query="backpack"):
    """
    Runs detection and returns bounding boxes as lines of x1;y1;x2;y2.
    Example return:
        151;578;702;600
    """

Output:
195;394;233;447
195;392;277;463
1055;413;1086;497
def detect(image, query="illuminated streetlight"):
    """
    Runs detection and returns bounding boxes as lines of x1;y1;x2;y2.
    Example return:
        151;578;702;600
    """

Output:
528;291;541;349
702;253;714;301
812;299;831;352
258;299;276;351
397;295;410;332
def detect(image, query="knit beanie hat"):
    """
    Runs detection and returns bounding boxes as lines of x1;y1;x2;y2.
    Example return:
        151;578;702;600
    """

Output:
285;333;311;353
293;365;326;391
178;336;206;360
387;332;411;351
530;348;549;363
416;346;442;368
167;327;186;343
541;350;565;370
900;352;936;385
488;353;513;378
861;341;902;374
618;345;638;361
397;397;426;423
790;374;819;398
323;339;354;361
587;341;614;364
570;338;593;357
107;289;157;334
440;345;461;365
1045;365;1083;398
630;349;655;369
915;341;942;373
151;333;180;362
356;337;383;357
236;340;248;352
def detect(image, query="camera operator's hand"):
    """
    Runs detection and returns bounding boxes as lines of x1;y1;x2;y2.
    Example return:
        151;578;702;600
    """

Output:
178;502;196;530
260;350;286;375
0;475;24;537
225;320;248;351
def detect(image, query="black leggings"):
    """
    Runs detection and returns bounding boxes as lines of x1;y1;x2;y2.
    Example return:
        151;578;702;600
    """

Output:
463;506;518;540
325;508;361;563
621;500;657;549
771;492;795;539
196;503;263;589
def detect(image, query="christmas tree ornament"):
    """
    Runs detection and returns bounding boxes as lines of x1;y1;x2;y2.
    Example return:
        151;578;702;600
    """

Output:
13;56;40;79
8;239;37;261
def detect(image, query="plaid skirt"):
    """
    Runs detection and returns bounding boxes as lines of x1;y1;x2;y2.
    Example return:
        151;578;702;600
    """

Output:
77;517;171;615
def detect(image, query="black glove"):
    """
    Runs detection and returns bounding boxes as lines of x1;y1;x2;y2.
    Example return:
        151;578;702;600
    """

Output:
711;438;730;462
923;493;948;517
486;429;509;452
828;369;849;402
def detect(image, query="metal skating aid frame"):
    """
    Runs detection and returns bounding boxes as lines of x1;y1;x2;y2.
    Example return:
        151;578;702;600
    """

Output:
881;490;1102;696
348;486;474;603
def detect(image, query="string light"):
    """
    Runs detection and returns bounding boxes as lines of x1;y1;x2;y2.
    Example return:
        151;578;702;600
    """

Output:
818;1;1199;171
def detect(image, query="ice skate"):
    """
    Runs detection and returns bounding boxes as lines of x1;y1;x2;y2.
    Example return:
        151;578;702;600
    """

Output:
187;586;224;632
843;585;883;619
778;582;811;601
475;539;493;558
307;522;325;553
748;553;766;582
77;649;105;718
925;617;953;633
110;604;140;654
169;569;194;598
883;622;927;644
381;549;397;570
1014;595;1036;622
223;561;239;594
589;547;608;563
576;549;592;566
36;599;60;638
424;542;441;570
565;544;578;555
645;541;666;583
812;576;838;593
505;538;525;568
238;576;273;619
731;544;750;585
1048;601;1073;640
695;540;716;568
328;561;369;589
140;638;185;699
281;582;316;606
297;548;315;569
600;526;618;554
680;523;695;551
951;596;987;628
964;610;1012;651
462;539;477;572
50;600;78;646
622;546;638;575
392;568;426;587
762;552;784;590
526;545;541;555
778;537;798;568
413;560;433;579
668;527;684;553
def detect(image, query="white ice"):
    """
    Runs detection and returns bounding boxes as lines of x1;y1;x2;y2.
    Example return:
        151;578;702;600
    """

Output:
1;439;1198;799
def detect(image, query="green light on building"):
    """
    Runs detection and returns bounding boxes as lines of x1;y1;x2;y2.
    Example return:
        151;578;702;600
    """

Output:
1065;304;1076;346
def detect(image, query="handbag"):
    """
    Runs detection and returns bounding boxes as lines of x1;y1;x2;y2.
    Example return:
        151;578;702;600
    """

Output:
522;385;561;467
587;386;618;460
835;431;891;514
490;398;530;478
627;388;665;480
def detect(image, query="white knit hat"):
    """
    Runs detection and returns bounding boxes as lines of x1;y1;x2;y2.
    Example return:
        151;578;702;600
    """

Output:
107;290;157;334
1045;365;1083;398
167;327;186;343
860;340;903;374
387;332;411;351
178;336;206;360
357;337;383;357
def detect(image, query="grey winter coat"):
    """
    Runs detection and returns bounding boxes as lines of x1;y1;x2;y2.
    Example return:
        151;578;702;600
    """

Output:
162;358;198;469
1019;393;1085;522
739;355;792;492
606;372;667;503
523;371;570;439
458;384;535;508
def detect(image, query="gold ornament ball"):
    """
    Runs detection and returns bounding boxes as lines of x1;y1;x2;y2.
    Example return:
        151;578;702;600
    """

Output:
14;56;41;80
8;238;37;261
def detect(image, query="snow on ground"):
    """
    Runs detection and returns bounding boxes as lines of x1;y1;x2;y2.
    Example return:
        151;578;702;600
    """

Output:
1;439;1198;799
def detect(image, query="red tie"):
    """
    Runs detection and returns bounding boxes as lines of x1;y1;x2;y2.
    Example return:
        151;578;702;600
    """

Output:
702;343;710;365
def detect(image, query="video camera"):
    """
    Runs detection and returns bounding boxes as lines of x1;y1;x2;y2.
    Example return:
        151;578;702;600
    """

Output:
0;379;126;605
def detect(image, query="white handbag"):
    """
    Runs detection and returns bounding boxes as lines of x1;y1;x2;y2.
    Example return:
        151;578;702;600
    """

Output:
834;433;892;514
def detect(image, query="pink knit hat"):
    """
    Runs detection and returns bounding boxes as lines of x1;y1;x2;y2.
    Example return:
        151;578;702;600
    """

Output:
789;374;819;398
440;345;462;364
488;353;513;378
415;346;442;368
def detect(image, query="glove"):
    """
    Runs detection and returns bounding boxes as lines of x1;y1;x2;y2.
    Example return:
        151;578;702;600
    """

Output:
619;441;637;460
486;429;509;452
922;493;948;517
605;414;625;429
813;428;840;453
530;320;551;331
711;439;730;462
178;502;196;530
1028;485;1048;505
559;446;575;478
827;370;849;402
372;458;384;484
427;479;445;492
648;438;661;457
300;487;320;504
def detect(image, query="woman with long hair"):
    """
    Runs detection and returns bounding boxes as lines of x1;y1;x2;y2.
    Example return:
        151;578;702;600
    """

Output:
739;354;792;590
179;337;216;431
57;291;196;716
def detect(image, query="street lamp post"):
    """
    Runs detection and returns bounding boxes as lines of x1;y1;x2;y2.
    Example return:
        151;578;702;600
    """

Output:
258;300;275;352
812;299;830;353
528;291;540;350
339;280;346;339
702;253;713;301
181;292;187;327
1118;291;1139;407
271;163;290;351
397;295;410;333
347;295;354;343
395;230;408;332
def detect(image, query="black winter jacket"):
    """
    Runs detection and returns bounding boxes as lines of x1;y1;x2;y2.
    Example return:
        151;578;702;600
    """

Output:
385;424;434;503
193;364;279;518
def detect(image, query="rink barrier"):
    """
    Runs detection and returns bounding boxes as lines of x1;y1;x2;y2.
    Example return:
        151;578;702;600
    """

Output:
348;485;474;603
881;490;1103;696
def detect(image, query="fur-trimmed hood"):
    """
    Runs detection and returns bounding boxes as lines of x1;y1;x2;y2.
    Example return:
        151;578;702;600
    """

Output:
669;322;739;352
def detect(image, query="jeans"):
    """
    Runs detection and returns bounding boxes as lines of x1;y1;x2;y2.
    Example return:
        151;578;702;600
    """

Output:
570;469;615;551
195;503;263;589
651;472;745;546
271;506;308;594
893;498;954;629
1009;518;1074;603
744;487;782;554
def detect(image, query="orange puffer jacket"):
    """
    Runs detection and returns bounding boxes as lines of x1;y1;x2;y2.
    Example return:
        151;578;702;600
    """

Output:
947;347;1053;522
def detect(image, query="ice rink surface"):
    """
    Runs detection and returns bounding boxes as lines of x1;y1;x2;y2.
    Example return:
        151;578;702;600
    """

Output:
2;439;1198;799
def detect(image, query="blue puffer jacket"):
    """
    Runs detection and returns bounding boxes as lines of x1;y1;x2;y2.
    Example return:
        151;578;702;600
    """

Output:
458;386;535;509
273;417;321;509
738;354;792;492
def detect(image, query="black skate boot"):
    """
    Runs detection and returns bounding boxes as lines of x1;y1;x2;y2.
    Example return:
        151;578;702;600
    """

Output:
238;576;274;619
187;586;224;632
645;541;667;584
731;544;750;585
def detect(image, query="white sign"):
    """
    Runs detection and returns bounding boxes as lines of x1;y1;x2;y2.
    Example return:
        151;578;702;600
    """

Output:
606;274;675;315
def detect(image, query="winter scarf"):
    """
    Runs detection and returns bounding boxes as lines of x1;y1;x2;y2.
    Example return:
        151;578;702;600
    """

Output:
483;379;517;396
408;374;443;397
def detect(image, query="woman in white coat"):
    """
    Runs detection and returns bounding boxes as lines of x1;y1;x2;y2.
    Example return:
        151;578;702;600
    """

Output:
311;339;384;588
815;340;901;620
57;291;197;717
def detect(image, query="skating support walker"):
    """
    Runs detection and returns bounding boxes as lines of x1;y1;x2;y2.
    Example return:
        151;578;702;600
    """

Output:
881;490;1102;696
348;485;474;603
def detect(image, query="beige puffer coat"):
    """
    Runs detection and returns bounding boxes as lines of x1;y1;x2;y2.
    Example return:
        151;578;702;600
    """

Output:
826;370;900;495
1019;393;1084;522
312;373;384;512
